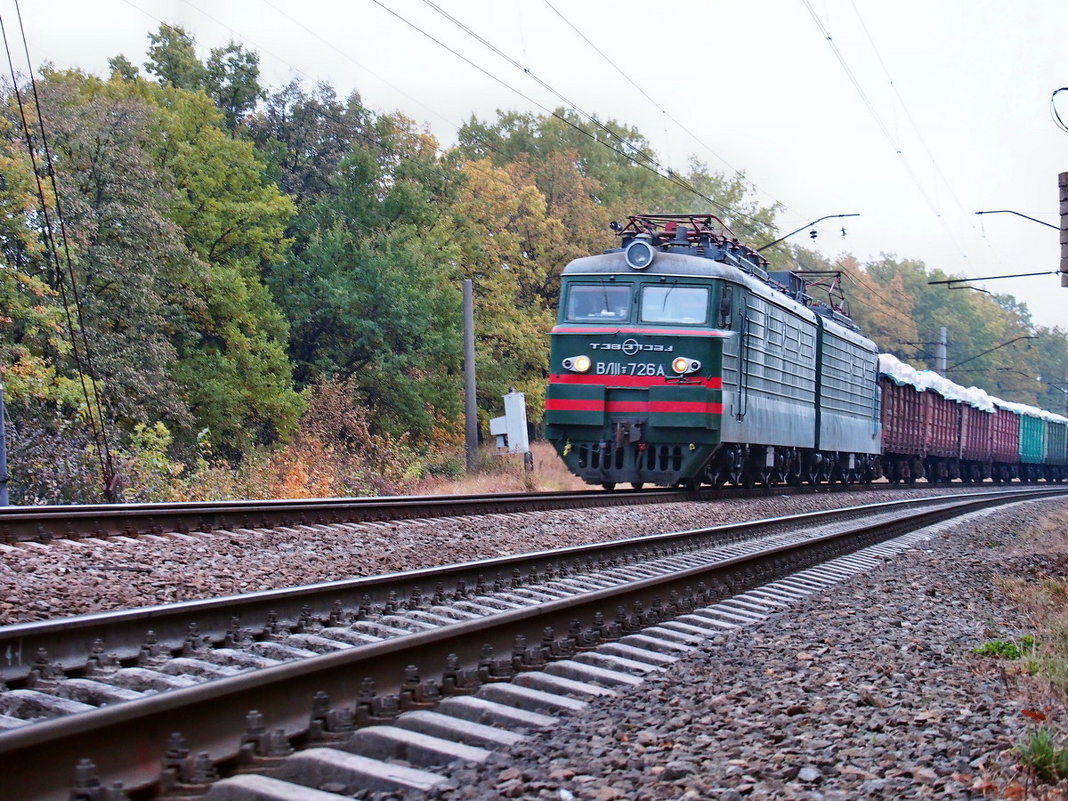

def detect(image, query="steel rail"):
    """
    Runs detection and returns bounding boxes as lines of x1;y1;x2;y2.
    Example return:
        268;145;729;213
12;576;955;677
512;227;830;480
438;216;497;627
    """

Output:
0;481;1011;544
0;487;1050;684
2;487;1064;800
0;488;685;543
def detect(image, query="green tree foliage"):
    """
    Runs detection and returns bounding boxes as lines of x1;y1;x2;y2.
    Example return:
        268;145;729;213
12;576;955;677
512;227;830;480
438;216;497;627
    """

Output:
831;251;1063;404
144;24;206;90
130;77;302;451
455;110;781;291
450;159;558;421
0;66;301;501
106;54;139;82
267;116;462;441
457;109;666;215
1030;331;1068;415
204;42;264;132
0;124;82;406
143;25;263;132
7;25;1068;504
14;70;201;430
246;81;370;209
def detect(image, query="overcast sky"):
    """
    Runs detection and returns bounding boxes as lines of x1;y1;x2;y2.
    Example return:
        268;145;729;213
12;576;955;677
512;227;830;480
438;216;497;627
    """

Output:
5;0;1067;337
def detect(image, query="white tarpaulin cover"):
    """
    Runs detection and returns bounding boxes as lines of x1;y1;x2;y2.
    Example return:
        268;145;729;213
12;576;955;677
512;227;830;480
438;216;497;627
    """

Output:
878;353;1068;423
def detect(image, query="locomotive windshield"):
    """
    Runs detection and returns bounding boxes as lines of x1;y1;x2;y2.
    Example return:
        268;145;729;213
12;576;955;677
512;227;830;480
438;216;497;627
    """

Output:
640;285;709;325
564;283;632;321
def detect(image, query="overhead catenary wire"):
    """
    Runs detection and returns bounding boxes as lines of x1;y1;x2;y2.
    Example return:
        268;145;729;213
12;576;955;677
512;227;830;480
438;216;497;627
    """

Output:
416;0;774;229
141;0;513;172
847;1;974;226
798;0;969;261
139;0;772;235
838;266;937;335
540;0;788;215
122;0;556;227
847;0;1015;281
372;0;768;228
1;3;116;497
1052;87;1068;134
417;0;665;175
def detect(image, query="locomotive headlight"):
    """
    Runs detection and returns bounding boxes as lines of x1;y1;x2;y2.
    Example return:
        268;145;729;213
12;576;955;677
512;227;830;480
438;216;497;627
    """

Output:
562;355;592;373
672;356;701;374
624;236;656;270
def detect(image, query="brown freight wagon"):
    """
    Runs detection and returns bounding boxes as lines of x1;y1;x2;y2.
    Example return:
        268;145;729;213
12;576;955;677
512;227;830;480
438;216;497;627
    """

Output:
924;382;960;481
958;403;993;482
879;374;924;482
879;375;962;482
989;404;1020;482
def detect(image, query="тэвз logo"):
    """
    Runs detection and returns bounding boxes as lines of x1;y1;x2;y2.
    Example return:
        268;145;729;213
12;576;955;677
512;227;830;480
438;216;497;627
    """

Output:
588;340;674;354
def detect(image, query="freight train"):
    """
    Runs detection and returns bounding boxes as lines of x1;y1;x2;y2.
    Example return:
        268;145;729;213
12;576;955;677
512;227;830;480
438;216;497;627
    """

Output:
543;213;1068;489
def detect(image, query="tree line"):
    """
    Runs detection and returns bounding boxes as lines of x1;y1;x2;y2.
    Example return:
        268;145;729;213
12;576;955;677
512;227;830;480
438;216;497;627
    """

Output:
2;24;1064;503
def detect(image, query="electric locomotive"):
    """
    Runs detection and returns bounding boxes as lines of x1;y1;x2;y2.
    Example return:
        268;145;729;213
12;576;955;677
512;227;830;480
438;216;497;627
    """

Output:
544;214;882;489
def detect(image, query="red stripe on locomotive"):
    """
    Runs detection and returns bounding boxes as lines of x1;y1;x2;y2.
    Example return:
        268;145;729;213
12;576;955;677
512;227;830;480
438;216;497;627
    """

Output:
550;326;731;337
549;374;723;389
544;399;723;414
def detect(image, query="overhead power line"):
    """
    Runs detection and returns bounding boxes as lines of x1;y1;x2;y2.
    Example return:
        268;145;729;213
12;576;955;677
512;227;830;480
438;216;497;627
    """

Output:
2;3;117;498
847;1;1012;279
539;0;787;214
1052;87;1068;134
179;0;779;237
370;0;767;228
798;0;968;260
847;1;973;225
158;0;547;206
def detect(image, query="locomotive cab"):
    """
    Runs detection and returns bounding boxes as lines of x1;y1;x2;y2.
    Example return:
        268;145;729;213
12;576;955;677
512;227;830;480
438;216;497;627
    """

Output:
547;264;731;487
545;214;881;490
545;215;754;488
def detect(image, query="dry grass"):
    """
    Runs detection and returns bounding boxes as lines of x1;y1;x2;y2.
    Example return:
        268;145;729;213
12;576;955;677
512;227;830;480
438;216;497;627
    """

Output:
985;508;1068;798
999;521;1068;709
408;441;591;495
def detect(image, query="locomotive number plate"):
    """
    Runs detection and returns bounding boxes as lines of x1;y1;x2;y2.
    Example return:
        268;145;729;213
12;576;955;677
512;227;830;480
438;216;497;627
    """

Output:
595;361;667;376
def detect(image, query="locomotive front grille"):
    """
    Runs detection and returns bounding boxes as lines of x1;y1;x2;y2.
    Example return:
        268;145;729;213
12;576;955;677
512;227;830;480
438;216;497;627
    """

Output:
572;440;694;484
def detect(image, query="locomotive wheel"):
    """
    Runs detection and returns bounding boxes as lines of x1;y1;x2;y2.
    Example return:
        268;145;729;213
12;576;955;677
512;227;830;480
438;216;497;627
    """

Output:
630;482;644;490
602;482;616;491
742;468;756;490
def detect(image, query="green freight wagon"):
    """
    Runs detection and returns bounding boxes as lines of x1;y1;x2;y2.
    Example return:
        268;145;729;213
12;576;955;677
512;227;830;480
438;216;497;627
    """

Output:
1044;414;1068;481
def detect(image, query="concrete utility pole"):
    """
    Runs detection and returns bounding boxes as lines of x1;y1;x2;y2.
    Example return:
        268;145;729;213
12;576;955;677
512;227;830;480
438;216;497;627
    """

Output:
934;327;948;375
1059;172;1068;287
463;279;478;472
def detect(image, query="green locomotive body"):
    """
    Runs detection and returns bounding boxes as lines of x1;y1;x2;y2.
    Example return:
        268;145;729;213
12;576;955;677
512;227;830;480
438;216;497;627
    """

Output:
544;214;881;489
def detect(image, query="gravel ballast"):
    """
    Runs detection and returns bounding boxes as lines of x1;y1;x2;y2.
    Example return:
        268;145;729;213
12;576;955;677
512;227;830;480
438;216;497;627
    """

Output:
427;499;1068;801
0;488;1015;626
3;490;1067;798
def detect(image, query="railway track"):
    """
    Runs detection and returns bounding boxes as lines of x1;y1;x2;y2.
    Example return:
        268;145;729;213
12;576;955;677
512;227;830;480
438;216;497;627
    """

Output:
0;481;1034;544
2;486;1064;800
